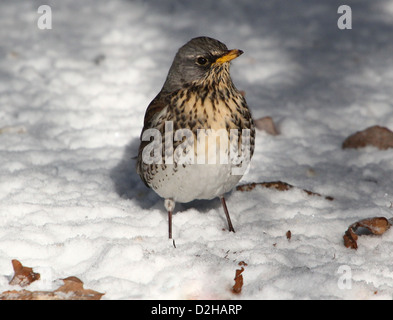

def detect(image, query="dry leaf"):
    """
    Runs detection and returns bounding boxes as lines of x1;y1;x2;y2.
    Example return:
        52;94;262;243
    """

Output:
343;227;359;250
342;125;393;150
1;277;104;300
254;116;279;136
2;260;104;300
54;276;104;300
0;289;61;300
236;181;334;201
232;267;244;294
359;217;391;235
286;230;292;240
343;217;392;250
9;260;40;287
236;181;291;192
0;290;35;300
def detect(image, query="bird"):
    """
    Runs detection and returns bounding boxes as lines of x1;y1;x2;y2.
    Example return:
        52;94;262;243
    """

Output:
136;36;255;239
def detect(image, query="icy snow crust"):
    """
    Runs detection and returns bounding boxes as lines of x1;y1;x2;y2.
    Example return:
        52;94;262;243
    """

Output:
1;0;393;299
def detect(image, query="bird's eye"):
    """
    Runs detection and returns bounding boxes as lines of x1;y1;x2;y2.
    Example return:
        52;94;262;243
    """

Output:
196;57;208;66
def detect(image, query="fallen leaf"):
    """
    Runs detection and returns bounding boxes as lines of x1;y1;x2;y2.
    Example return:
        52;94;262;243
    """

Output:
236;181;291;192
236;181;334;201
254;116;279;136
2;260;104;300
54;276;104;300
231;267;244;294
9;260;40;287
343;227;358;250
342;125;393;150
358;217;391;235
1;277;104;300
0;289;64;300
0;290;34;300
343;217;392;249
286;230;292;240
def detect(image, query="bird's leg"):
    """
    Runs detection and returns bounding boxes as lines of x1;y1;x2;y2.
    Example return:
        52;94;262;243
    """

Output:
164;198;175;239
219;196;235;233
168;209;172;239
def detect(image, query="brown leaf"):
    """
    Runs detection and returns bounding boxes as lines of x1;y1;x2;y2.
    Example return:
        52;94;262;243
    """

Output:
357;217;391;235
1;277;104;300
54;277;104;300
236;181;292;192
9;260;40;287
0;290;34;300
343;217;392;249
232;267;244;294
286;230;292;240
0;289;59;300
254;116;280;136
235;182;257;192
343;227;358;249
342;125;393;150
2;260;104;300
236;181;334;201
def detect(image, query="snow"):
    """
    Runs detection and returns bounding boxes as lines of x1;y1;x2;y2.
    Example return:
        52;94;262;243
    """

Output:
1;0;393;300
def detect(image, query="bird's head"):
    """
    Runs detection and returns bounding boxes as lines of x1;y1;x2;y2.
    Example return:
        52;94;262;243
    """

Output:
162;37;243;93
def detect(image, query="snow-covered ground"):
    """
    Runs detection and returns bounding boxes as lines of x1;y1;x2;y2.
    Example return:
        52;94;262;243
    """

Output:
1;0;393;299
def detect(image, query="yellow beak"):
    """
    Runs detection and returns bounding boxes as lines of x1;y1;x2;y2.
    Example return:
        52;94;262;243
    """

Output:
215;49;243;64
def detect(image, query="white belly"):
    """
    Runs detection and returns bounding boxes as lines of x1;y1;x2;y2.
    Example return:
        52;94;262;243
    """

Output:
150;163;242;203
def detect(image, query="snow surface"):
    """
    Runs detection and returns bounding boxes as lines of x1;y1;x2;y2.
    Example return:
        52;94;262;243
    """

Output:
1;0;393;300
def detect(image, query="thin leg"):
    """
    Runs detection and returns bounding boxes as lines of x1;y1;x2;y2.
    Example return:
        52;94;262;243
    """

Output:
168;209;172;239
220;196;235;233
164;198;175;239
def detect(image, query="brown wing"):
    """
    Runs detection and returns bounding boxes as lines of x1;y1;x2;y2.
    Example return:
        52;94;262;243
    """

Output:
136;92;169;186
141;93;169;133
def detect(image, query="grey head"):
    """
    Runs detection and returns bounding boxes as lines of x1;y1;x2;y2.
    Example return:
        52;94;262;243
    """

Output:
161;36;243;93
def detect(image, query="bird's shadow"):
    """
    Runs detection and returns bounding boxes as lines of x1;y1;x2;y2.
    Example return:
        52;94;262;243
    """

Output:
110;137;223;214
110;137;160;210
